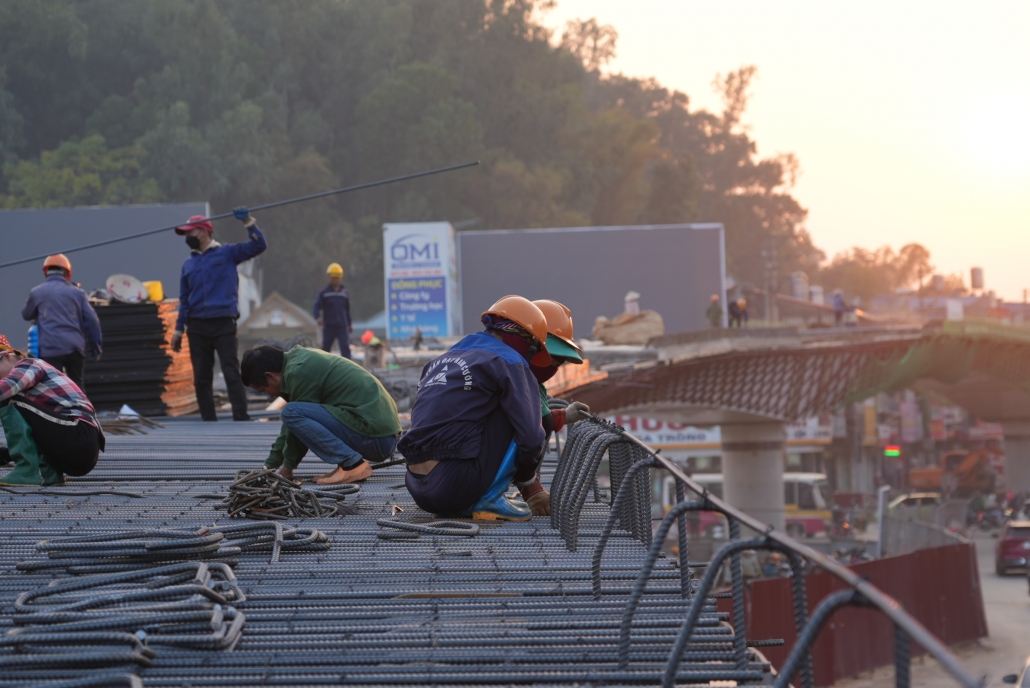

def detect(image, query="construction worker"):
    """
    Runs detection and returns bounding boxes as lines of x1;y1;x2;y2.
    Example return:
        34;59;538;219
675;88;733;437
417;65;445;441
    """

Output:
21;254;102;391
171;207;267;422
313;263;352;358
398;295;550;521
706;294;723;328
833;289;846;326
522;299;591;516
728;298;748;327
0;334;105;486
239;344;401;483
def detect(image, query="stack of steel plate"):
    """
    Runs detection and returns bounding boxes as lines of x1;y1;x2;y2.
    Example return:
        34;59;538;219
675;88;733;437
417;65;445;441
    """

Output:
83;301;197;416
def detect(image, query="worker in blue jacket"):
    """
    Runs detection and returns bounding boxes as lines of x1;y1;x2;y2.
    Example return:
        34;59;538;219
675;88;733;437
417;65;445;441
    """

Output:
21;253;102;391
313;263;352;358
171;207;267;421
398;295;550;521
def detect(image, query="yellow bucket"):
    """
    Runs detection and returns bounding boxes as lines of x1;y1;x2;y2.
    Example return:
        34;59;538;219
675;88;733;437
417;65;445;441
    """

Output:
143;281;164;302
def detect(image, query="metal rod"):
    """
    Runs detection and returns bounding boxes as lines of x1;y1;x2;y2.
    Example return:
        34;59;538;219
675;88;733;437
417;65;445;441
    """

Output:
0;160;480;270
584;413;983;688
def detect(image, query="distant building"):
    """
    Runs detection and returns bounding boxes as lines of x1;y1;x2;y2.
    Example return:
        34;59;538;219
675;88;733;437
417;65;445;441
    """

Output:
237;292;318;353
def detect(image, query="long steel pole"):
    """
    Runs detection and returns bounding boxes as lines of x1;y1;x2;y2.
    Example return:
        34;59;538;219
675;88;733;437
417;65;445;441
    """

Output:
584;413;983;688
0;160;480;270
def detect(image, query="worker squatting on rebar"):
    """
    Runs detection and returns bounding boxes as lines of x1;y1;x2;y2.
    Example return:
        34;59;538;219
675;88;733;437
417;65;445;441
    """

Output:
171;207;267;422
313;263;353;359
21;253;103;391
0;334;105;486
239;344;401;485
398;295;589;521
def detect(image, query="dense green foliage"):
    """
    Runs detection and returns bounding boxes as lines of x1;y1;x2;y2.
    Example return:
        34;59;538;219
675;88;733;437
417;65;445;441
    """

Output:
0;0;822;318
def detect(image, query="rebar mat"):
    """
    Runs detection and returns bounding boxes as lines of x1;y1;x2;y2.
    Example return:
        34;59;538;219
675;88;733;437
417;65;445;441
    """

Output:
0;419;770;687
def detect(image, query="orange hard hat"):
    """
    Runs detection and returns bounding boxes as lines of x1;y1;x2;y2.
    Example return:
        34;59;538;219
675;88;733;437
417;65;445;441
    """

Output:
482;295;551;366
43;254;72;279
532;299;582;351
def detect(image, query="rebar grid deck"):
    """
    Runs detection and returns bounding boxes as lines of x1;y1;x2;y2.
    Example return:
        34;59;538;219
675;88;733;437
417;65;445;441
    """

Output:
0;418;771;688
0;416;982;688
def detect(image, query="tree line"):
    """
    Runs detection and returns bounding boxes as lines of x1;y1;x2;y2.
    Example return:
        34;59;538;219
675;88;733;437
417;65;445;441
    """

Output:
0;0;949;319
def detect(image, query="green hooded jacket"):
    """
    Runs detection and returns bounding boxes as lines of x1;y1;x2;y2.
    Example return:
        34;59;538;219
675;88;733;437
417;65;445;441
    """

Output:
265;347;401;470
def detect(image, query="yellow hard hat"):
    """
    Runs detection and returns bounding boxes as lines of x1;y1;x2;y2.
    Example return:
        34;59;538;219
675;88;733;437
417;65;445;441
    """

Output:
327;263;344;278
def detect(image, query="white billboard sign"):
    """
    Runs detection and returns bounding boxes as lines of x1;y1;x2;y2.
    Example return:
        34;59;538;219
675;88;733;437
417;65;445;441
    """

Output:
383;222;461;339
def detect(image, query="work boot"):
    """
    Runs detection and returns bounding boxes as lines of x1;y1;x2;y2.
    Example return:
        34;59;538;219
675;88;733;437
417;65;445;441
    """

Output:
470;441;532;521
39;458;66;487
0;405;43;486
313;461;373;485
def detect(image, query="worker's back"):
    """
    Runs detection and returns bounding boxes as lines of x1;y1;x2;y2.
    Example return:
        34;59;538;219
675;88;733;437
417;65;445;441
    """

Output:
22;276;99;358
398;331;544;464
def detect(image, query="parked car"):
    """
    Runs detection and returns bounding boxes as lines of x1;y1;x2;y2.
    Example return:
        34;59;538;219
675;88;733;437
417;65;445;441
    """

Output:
995;521;1030;575
1003;654;1030;687
887;492;942;524
887;492;942;511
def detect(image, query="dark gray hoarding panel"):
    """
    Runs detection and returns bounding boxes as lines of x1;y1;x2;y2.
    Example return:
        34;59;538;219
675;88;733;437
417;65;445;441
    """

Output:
458;224;725;336
0;203;208;348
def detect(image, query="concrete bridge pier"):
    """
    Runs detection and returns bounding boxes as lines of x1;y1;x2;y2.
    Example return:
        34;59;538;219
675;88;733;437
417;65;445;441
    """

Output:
720;422;786;532
1002;421;1030;493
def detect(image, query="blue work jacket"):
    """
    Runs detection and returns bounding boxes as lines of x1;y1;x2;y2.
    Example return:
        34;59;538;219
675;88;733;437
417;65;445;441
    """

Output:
21;275;103;359
313;284;352;328
175;225;267;332
398;332;546;483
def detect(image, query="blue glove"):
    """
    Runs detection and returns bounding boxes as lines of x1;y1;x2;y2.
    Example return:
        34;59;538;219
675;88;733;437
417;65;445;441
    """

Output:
232;206;250;221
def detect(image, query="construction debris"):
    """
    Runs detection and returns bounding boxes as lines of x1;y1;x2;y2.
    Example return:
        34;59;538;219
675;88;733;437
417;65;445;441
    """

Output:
592;309;665;345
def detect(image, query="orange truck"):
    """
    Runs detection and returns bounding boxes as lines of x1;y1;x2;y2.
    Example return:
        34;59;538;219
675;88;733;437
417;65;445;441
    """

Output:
909;448;1003;497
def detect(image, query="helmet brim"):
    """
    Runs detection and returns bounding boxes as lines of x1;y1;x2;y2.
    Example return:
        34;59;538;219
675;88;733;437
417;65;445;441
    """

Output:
545;333;583;364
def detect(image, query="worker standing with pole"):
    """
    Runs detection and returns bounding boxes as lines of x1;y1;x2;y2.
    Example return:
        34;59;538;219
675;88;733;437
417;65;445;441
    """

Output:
313;263;352;358
21;254;102;392
171;207;267;421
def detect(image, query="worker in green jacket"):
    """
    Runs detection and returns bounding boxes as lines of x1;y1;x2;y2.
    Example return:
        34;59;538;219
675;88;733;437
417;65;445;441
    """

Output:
240;345;401;484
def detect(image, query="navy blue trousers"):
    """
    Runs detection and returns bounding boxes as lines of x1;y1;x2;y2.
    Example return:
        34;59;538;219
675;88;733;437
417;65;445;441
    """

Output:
321;325;351;359
404;408;514;516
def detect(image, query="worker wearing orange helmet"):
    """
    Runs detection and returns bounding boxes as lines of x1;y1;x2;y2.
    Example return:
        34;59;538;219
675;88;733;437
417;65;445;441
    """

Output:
20;254;102;391
398;296;550;520
313;263;353;358
519;299;591;516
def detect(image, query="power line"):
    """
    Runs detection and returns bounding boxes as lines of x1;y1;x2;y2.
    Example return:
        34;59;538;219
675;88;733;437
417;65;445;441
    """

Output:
0;161;479;270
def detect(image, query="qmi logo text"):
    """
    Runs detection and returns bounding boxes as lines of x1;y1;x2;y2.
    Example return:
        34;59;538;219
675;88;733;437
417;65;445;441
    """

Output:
390;234;441;269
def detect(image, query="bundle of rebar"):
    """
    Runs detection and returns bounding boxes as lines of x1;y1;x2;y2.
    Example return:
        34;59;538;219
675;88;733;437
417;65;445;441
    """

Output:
3;562;245;683
218;467;359;519
18;523;329;573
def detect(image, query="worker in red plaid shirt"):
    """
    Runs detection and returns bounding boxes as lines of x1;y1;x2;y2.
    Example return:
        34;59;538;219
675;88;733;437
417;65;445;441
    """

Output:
0;334;104;486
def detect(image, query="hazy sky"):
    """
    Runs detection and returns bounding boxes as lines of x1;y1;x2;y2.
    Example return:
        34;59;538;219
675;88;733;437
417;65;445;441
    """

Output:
544;1;1030;300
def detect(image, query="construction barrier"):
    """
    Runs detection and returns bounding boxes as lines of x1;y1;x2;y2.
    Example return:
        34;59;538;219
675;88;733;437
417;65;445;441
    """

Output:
730;542;987;686
882;513;969;557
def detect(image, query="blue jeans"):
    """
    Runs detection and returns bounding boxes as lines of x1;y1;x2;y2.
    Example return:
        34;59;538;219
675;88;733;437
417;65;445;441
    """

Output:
280;402;396;469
